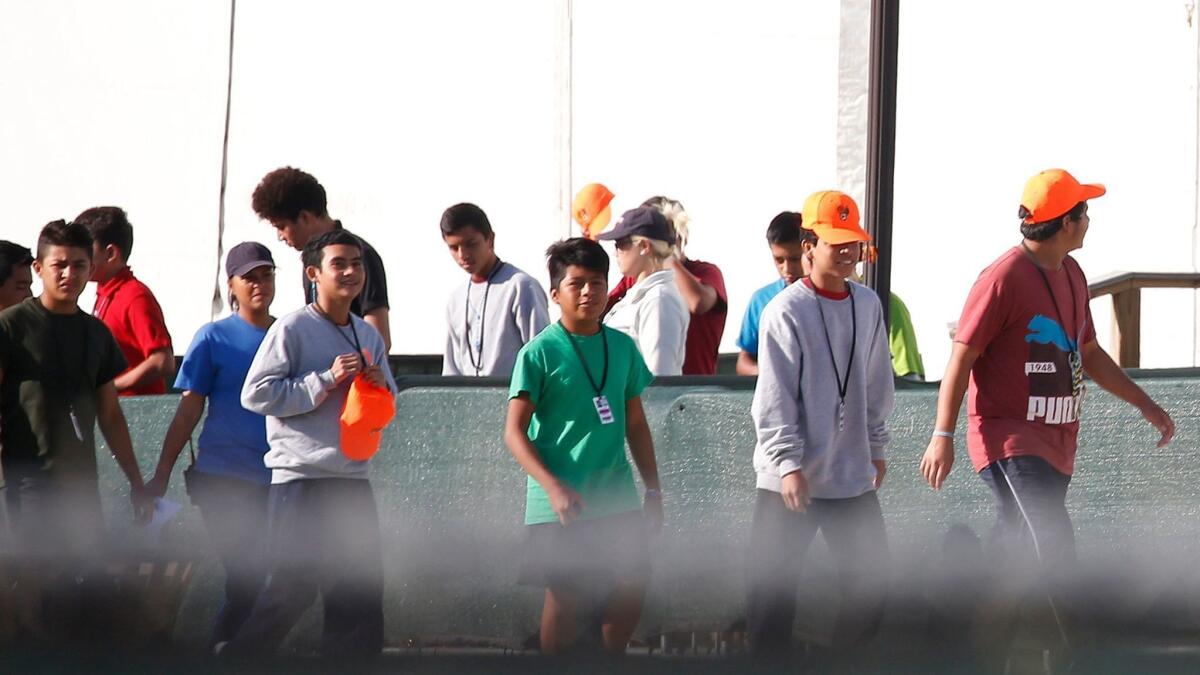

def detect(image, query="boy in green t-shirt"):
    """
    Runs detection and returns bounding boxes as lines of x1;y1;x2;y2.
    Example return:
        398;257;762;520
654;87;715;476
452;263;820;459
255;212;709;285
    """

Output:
505;237;662;656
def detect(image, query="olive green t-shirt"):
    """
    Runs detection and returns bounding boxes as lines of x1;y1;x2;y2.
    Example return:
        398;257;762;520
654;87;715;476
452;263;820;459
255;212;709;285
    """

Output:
0;297;126;478
509;322;653;525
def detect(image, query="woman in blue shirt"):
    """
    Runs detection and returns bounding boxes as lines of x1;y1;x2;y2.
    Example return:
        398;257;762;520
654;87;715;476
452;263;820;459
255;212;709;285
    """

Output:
148;242;276;649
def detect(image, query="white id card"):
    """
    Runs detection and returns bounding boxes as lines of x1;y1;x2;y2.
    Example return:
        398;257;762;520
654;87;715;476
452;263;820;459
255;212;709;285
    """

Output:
593;395;615;425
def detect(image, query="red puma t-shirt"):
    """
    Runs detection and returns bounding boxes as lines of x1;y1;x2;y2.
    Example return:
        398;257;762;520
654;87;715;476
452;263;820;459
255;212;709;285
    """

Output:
955;247;1096;476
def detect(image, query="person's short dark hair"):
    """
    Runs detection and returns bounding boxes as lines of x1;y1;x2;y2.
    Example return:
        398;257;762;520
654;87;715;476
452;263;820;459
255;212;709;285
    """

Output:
546;237;609;290
1019;201;1087;242
0;241;33;286
766;211;810;246
252;166;329;223
439;203;494;239
74;206;133;260
302;229;362;269
36;220;94;260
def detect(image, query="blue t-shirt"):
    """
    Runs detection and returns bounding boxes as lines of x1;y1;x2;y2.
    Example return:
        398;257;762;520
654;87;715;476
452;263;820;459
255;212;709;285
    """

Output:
174;314;271;485
736;278;788;356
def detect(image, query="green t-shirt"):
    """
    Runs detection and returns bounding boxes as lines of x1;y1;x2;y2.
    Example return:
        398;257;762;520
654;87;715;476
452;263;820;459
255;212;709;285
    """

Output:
889;292;924;378
509;322;654;525
0;297;127;477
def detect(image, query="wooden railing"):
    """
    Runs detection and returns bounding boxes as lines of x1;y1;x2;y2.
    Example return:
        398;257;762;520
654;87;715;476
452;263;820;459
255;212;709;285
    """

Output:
1088;272;1200;367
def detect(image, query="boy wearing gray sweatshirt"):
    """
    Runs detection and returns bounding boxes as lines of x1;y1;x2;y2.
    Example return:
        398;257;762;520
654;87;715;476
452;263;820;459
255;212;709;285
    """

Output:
440;203;549;376
747;191;894;659
222;229;396;659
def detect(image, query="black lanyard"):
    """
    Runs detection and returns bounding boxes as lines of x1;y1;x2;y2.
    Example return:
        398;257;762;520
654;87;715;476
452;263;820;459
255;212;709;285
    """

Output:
813;284;857;409
464;260;505;376
559;321;608;396
313;303;366;364
1022;244;1080;348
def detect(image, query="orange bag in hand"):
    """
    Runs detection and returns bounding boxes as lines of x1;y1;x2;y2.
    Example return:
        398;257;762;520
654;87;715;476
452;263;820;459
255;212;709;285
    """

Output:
339;375;395;461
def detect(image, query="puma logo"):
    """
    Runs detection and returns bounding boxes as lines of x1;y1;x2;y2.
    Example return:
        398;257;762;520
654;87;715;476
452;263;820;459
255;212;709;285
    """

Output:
1025;315;1073;352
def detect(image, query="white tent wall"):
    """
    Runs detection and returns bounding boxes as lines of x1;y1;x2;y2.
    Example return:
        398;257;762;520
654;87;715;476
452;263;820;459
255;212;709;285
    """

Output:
0;0;231;318
891;1;1200;377
2;0;1198;374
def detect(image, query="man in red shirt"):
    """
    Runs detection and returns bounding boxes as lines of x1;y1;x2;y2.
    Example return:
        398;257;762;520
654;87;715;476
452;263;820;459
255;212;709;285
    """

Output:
77;207;174;396
605;196;727;375
919;169;1175;662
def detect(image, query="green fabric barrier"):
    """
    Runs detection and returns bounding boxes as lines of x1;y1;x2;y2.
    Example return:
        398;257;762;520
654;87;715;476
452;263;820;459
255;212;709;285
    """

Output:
80;378;1199;648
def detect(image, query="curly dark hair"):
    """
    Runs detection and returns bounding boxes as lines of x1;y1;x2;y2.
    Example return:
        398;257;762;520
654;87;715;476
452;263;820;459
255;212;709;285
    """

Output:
74;206;133;259
252;167;328;223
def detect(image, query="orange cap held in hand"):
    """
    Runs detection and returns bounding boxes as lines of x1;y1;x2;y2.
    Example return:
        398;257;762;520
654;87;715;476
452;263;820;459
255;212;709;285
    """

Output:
340;375;395;461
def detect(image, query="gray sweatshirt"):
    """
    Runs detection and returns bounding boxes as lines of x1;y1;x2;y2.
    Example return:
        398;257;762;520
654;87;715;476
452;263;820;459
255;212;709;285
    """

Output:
443;262;550;377
751;280;894;499
242;305;397;484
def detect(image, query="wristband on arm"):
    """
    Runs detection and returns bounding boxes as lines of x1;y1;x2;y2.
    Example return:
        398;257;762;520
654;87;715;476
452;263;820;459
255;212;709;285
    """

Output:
931;430;955;439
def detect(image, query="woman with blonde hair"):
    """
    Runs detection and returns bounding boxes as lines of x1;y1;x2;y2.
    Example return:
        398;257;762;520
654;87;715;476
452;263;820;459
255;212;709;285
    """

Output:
606;196;727;374
598;207;690;375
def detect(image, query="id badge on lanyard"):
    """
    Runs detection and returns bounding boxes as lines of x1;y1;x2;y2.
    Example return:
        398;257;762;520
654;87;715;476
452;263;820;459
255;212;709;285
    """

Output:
593;395;615;425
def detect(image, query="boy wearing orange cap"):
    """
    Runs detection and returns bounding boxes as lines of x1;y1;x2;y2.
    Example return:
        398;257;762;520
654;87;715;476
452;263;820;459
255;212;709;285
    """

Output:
920;169;1175;658
748;191;894;659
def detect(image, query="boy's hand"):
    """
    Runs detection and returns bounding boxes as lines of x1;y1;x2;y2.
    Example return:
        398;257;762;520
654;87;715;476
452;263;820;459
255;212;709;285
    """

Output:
644;492;664;533
146;470;170;499
330;353;363;384
547;482;586;526
920;436;954;490
362;364;388;389
1139;401;1175;448
780;470;810;512
872;460;887;489
130;484;154;526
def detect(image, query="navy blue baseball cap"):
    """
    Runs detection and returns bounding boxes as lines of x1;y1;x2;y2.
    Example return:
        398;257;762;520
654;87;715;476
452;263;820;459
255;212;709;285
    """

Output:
226;241;275;278
596;206;674;243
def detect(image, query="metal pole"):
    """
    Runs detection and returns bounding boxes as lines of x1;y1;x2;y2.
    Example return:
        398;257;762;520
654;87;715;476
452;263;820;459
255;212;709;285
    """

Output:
864;0;899;328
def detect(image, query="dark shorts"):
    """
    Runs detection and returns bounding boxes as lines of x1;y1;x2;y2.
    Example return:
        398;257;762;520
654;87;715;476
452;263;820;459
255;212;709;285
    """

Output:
518;510;650;590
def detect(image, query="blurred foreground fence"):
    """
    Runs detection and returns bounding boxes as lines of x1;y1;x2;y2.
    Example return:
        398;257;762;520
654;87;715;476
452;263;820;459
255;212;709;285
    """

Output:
20;373;1200;651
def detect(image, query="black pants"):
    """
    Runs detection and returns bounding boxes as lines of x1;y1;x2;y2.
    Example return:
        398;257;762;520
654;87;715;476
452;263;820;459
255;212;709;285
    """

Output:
190;472;270;648
746;488;889;657
975;456;1075;660
3;469;104;556
222;478;384;658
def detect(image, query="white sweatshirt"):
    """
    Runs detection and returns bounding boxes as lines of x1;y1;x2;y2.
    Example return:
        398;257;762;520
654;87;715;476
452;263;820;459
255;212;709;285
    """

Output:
751;280;894;499
604;269;690;376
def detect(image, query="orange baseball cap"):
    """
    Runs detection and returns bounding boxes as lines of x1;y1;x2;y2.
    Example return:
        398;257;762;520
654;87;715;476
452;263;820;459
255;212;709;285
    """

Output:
1020;169;1105;223
801;190;870;245
572;183;614;240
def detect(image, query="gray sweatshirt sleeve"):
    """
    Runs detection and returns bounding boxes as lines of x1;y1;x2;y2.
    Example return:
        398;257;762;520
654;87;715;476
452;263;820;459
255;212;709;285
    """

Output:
751;305;806;476
866;301;895;460
515;277;550;343
241;320;338;418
